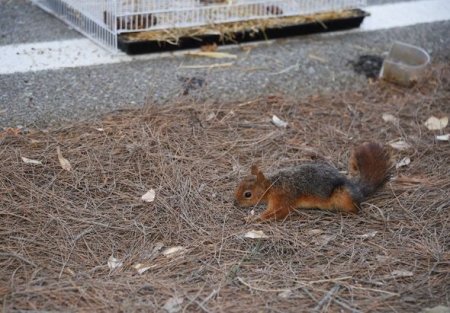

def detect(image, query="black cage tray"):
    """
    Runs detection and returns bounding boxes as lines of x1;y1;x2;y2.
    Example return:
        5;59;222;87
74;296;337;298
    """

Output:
118;9;368;55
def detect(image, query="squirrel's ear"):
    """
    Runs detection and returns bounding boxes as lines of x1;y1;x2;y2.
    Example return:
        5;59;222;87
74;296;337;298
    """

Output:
256;171;267;184
251;165;267;183
250;164;259;175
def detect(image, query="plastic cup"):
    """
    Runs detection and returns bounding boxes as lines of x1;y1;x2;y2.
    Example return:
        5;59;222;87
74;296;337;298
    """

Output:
380;41;430;86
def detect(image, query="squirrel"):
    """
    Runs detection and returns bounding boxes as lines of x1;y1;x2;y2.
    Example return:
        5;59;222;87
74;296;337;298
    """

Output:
234;142;392;222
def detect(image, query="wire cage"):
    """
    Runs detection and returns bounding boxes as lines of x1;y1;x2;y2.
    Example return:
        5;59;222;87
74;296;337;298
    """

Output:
32;0;367;51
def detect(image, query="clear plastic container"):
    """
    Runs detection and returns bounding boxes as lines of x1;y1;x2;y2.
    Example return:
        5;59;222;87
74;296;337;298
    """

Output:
379;42;430;86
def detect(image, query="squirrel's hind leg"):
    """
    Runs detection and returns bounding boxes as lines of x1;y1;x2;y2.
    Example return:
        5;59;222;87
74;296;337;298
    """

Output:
330;187;359;214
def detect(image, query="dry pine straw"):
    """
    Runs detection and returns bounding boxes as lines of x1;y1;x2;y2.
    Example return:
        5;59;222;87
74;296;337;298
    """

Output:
0;65;449;312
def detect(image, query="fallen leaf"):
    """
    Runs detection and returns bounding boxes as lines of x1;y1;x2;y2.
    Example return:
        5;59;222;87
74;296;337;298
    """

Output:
141;189;156;202
393;175;430;186
143;242;165;260
241;45;256;54
272;115;288;128
307;229;324;235
395;157;411;169
163;296;184;313
200;43;217;52
184;51;237;59
178;62;233;69
162;246;186;257
107;256;123;270
391;270;413;277
1;127;21;137
422;305;450;313
152;242;165;253
382;113;399;123
21;157;42;165
356;231;378;239
64;267;75;277
436;134;449;141
402;296;417;303
376;255;390;263
96;128;105;132
308;54;327;63
278;290;293;298
313;235;333;245
425;116;448;130
57;146;72;171
133;263;151;275
205;112;216;121
243;230;269;239
0;286;10;297
389;140;411;150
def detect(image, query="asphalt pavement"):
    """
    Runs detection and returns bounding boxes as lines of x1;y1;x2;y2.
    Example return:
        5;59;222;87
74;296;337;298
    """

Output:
0;0;449;128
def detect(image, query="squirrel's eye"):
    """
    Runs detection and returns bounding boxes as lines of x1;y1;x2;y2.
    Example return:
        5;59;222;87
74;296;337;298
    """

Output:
244;191;252;198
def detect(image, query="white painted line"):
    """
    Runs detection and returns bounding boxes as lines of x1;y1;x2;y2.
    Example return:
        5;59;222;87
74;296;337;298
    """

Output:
360;0;450;31
0;39;133;75
0;0;449;75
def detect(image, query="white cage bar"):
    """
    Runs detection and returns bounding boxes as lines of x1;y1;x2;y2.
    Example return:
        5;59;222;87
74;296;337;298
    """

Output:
32;0;366;51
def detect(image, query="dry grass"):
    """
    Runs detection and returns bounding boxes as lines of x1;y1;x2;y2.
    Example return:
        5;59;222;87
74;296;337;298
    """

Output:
1;65;449;312
121;9;361;43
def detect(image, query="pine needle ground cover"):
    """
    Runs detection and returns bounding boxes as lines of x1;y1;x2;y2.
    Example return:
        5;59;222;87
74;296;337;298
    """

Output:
1;65;448;312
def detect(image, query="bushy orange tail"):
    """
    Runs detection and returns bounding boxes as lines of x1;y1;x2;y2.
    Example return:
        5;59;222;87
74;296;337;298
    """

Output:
348;142;392;198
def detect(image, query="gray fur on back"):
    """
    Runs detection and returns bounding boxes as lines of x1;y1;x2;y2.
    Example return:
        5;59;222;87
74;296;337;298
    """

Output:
268;163;349;199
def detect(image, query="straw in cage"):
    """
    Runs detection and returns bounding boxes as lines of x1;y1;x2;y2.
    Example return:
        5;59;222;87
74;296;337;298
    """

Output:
120;9;361;44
